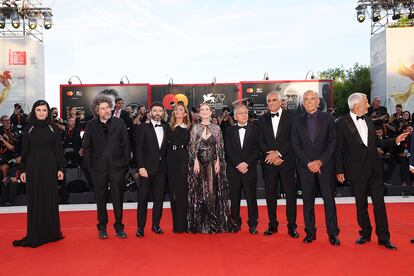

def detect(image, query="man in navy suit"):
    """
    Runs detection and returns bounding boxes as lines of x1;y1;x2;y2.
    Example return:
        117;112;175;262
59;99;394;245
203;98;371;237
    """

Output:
292;90;340;245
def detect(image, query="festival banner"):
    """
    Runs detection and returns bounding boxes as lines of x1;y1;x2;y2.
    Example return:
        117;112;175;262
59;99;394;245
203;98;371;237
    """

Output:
60;84;149;121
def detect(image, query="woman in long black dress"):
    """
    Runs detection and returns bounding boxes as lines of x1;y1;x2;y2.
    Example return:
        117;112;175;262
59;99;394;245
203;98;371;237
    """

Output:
167;103;191;233
187;103;230;233
13;100;66;248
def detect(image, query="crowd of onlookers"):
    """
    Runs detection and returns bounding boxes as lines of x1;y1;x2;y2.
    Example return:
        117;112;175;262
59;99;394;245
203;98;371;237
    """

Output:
0;95;412;206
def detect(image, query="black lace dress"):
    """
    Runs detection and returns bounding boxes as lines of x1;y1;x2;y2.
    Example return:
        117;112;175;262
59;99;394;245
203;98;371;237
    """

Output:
13;121;66;248
187;123;230;233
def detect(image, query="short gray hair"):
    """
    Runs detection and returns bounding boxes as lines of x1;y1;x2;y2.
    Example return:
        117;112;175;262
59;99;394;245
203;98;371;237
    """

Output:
302;90;318;103
348;93;367;110
233;104;248;114
91;94;113;114
266;91;282;101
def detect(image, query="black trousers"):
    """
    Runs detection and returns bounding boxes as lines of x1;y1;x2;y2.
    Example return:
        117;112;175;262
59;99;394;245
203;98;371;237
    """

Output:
137;168;166;230
350;175;390;241
228;169;258;228
263;167;297;229
92;169;125;231
298;169;339;236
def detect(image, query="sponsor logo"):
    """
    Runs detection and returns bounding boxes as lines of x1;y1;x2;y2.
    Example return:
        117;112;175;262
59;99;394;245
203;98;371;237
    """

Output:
66;91;74;97
246;88;254;94
75;90;83;96
256;88;263;93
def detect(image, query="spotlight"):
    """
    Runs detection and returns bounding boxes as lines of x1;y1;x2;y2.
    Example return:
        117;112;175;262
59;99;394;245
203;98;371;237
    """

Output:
120;75;130;84
211;77;216;85
392;4;402;21
43;12;52;29
356;5;366;23
263;72;269;80
68;75;82;85
372;6;381;22
11;12;21;29
168;78;174;86
28;13;37;30
0;13;5;29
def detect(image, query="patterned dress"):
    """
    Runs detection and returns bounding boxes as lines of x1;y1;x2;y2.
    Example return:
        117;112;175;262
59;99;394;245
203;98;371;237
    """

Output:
187;123;231;233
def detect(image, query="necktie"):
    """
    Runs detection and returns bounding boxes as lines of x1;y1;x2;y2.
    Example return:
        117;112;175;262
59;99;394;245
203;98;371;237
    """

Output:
356;116;365;120
238;126;246;130
154;124;162;128
271;112;279;118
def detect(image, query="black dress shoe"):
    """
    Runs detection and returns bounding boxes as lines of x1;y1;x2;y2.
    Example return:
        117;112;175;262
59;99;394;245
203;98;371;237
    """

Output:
136;229;144;238
303;234;316;243
115;229;127;239
288;228;299;239
263;226;277;236
249;227;258;235
329;235;340;246
378;240;397;250
355;236;371;244
152;226;164;234
98;229;108;239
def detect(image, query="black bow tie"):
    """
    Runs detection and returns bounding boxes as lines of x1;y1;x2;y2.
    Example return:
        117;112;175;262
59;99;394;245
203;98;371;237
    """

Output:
154;124;162;128
356;116;365;121
271;112;279;118
238;126;246;130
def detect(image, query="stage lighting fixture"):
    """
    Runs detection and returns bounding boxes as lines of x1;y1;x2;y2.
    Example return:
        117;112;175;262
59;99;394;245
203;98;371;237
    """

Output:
168;78;174;86
372;6;381;22
28;13;37;30
356;5;366;23
392;4;402;20
0;13;5;29
263;72;269;80
43;12;52;29
68;75;82;85
11;12;20;28
120;75;130;84
211;77;216;85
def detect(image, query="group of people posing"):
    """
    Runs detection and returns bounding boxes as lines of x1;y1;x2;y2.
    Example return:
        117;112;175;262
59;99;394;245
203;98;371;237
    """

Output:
12;90;409;250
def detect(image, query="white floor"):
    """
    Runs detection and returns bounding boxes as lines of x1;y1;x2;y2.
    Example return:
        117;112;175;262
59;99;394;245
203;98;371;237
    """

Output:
1;196;414;214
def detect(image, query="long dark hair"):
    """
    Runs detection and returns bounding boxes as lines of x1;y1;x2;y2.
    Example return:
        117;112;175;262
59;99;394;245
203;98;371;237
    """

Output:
28;100;52;125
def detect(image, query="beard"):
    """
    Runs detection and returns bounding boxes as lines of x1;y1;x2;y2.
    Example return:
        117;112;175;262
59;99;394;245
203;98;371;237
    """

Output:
152;114;161;121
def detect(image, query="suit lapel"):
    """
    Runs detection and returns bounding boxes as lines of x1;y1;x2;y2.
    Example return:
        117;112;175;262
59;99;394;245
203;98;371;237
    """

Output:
264;113;275;139
275;111;285;140
314;112;322;141
343;114;365;146
300;114;310;142
233;126;242;149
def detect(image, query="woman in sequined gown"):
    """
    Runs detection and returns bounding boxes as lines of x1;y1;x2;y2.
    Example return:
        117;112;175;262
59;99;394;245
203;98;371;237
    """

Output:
187;103;230;233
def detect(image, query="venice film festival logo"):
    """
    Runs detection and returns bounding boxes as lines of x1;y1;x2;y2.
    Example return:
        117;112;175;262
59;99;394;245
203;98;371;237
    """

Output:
202;93;225;103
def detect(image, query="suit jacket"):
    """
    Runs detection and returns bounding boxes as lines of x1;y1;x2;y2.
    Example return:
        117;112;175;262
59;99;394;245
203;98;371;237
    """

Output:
82;117;130;173
291;111;336;172
112;109;132;129
257;110;296;170
135;122;168;175
410;135;414;167
225;124;259;175
335;113;396;180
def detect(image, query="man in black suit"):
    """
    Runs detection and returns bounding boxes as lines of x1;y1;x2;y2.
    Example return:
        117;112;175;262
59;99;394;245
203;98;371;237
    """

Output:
112;98;133;130
292;90;340;245
258;91;299;238
83;95;130;239
225;104;259;234
335;92;407;250
135;102;168;237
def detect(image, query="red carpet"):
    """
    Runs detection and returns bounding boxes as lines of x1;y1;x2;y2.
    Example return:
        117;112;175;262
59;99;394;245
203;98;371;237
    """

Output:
1;203;414;275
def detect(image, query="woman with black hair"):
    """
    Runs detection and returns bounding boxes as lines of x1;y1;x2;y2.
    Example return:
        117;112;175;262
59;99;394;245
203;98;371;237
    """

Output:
13;100;66;248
